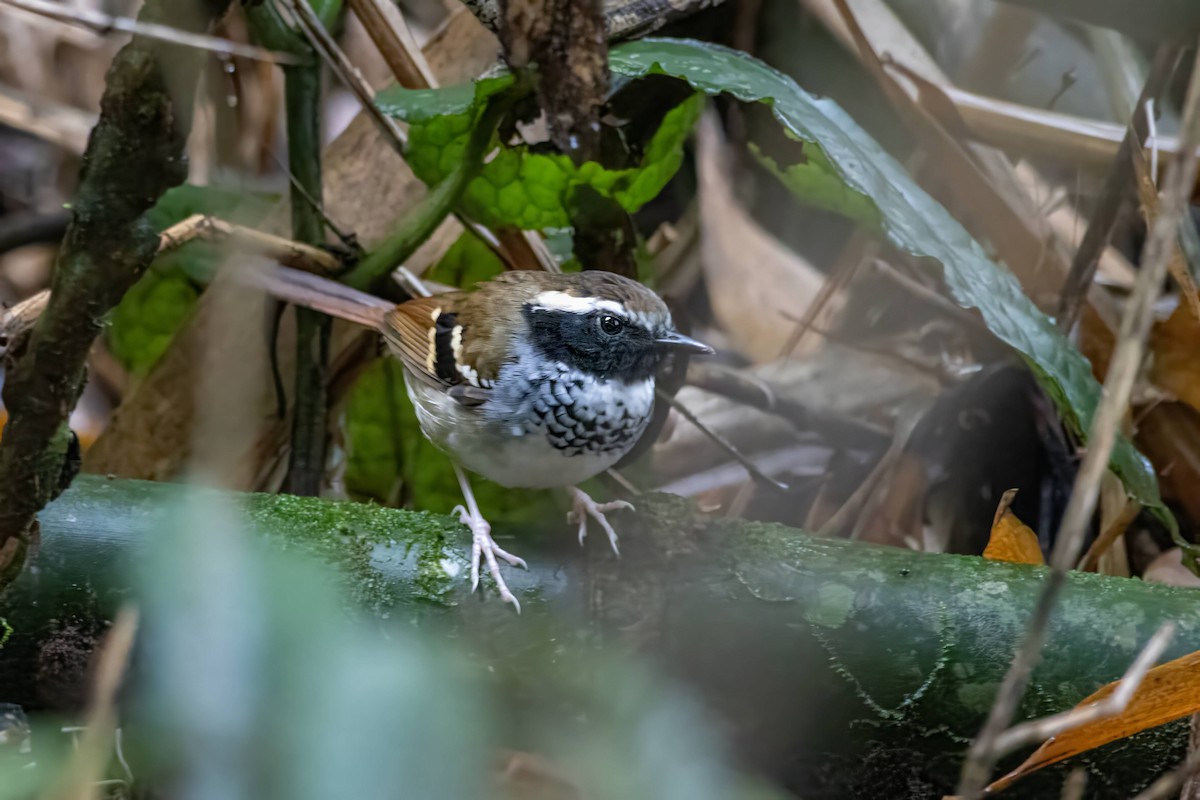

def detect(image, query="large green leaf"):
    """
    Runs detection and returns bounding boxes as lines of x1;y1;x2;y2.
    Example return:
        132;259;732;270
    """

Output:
107;185;275;375
376;80;704;230
605;38;1168;525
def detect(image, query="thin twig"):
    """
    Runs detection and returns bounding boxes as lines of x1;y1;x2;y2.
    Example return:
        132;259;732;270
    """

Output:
1060;769;1087;800
957;42;1200;798
1055;46;1179;332
655;388;790;493
45;605;139;800
158;214;342;273
992;621;1174;756
4;217;345;348
279;0;408;153
346;0;436;89
0;0;303;64
262;147;359;250
685;362;890;451
0;291;50;355
1131;749;1200;800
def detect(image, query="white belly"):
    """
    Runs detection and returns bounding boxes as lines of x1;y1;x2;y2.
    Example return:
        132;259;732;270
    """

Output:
403;367;654;489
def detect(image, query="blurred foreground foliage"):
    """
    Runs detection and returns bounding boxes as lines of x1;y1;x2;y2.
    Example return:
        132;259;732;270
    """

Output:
106;185;276;376
0;484;752;800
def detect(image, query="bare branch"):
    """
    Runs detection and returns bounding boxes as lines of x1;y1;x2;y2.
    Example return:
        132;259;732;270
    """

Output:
1131;749;1200;800
158;214;342;274
2;216;345;348
278;0;408;152
346;0;436;89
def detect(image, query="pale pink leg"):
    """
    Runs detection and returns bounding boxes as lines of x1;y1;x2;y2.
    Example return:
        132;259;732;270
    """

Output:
566;486;634;556
453;464;526;612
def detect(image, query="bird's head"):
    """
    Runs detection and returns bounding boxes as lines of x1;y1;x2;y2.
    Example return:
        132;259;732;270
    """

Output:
518;271;712;384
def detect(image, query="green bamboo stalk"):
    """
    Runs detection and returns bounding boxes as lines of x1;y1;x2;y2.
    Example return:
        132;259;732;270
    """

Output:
3;475;1198;797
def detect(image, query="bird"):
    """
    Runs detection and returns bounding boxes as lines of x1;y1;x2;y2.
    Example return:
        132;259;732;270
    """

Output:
248;264;713;611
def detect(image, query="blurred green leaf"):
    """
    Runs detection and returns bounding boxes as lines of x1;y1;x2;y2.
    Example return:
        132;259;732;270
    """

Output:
135;487;489;800
376;80;704;230
121;484;748;800
343;359;554;521
606;37;1170;527
106;185;275;375
424;229;507;287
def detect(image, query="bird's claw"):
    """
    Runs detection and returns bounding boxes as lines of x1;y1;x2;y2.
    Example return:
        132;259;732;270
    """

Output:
567;487;633;556
456;505;526;612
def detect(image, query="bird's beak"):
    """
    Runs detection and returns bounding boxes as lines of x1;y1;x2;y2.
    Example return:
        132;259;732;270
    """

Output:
656;330;714;355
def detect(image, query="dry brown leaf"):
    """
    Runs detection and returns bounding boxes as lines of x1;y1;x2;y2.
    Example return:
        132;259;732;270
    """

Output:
1131;139;1200;321
1151;302;1200;414
1144;548;1200;588
982;489;1043;565
987;648;1200;793
695;113;831;363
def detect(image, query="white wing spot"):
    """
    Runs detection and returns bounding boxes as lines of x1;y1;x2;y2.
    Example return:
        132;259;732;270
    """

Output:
425;308;439;374
450;324;483;387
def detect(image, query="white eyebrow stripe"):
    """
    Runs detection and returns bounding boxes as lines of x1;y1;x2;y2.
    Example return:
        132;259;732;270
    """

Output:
530;291;626;318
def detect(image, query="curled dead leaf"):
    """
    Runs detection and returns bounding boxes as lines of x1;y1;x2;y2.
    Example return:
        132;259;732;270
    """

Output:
982;489;1044;565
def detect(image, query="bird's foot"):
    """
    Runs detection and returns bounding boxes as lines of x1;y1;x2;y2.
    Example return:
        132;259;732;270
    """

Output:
453;503;527;612
566;486;634;556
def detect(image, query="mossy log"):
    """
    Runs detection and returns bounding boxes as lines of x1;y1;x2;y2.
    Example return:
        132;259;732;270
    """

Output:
3;476;1200;798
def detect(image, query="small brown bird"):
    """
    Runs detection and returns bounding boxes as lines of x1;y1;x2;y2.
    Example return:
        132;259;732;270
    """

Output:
253;265;712;610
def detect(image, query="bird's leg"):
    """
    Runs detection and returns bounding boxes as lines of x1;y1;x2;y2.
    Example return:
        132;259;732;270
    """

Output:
566;486;634;556
452;464;527;611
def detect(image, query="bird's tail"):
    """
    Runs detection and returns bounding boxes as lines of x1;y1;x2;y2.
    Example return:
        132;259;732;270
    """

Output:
236;261;393;330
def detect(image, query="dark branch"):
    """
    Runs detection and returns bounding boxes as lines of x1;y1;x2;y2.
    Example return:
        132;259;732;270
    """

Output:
0;0;233;587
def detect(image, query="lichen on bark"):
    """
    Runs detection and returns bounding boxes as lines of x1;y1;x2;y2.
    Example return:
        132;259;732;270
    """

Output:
0;0;233;588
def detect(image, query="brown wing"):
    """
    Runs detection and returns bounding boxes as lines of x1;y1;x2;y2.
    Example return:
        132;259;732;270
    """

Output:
381;296;456;388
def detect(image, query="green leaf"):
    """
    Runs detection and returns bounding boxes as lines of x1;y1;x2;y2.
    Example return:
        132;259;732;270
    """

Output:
605;38;1169;525
423;229;507;287
343;359;553;521
106;184;275;375
376;81;704;230
376;75;514;123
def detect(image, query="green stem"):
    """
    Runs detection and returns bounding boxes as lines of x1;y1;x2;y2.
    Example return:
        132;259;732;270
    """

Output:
283;61;331;496
343;94;512;292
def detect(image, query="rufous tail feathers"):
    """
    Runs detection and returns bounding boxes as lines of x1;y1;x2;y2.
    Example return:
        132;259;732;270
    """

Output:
237;262;394;331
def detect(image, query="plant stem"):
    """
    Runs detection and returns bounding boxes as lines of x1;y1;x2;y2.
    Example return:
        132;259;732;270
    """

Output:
283;61;331;496
342;93;512;292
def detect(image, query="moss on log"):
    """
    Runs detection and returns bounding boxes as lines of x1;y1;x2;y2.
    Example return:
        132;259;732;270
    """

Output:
3;475;1200;797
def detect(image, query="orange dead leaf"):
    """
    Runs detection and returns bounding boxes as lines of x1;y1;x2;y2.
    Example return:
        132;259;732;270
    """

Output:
983;489;1044;565
987;649;1200;793
1151;302;1200;414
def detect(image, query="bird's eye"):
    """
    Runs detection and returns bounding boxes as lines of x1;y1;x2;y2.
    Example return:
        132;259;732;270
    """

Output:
599;315;623;335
